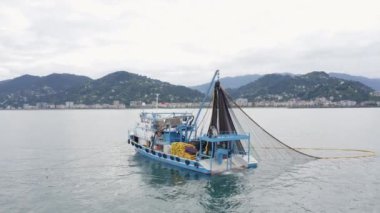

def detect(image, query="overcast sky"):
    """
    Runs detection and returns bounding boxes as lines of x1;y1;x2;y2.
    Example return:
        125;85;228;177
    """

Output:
0;0;379;85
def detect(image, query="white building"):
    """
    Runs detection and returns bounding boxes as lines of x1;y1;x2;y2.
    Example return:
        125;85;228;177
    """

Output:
65;101;74;108
338;100;357;107
130;101;144;107
372;91;380;97
235;98;249;107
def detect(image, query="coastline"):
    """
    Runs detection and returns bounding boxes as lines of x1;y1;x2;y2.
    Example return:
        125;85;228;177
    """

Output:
1;106;380;111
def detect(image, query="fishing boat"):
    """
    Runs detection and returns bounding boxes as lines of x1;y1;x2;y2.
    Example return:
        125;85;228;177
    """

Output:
128;70;258;175
128;70;376;174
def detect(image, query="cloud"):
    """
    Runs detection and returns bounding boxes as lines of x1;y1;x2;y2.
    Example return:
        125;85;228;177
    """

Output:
219;31;380;77
0;0;379;85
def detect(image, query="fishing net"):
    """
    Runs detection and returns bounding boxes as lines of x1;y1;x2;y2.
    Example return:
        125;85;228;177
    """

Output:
228;102;317;162
195;83;317;162
194;80;375;161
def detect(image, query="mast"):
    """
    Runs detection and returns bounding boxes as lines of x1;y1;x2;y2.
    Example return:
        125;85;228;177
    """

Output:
208;79;245;153
187;70;219;140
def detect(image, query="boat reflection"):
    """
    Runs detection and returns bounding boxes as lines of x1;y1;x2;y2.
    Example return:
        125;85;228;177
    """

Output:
131;153;312;212
132;154;246;211
132;154;207;186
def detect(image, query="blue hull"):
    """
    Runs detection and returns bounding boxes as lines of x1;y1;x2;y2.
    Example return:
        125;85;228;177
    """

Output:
132;143;211;175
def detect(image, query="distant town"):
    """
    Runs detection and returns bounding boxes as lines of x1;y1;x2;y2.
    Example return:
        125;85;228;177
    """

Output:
2;95;380;110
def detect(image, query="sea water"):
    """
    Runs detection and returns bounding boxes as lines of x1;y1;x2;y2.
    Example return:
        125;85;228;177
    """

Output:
0;108;379;212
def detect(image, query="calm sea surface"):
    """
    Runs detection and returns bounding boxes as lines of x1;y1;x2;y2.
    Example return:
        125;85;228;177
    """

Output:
0;108;379;212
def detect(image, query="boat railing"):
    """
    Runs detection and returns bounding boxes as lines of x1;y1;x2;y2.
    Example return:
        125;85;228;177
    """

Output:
198;132;250;142
140;112;193;120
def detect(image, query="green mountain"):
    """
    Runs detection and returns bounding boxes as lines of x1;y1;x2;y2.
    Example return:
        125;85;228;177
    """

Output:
1;70;378;108
230;71;375;102
0;73;91;93
56;71;203;105
0;71;203;107
0;73;91;107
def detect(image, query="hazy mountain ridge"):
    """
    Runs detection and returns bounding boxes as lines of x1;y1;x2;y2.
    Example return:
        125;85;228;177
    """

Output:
329;72;380;91
191;72;380;93
191;74;262;93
